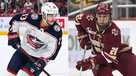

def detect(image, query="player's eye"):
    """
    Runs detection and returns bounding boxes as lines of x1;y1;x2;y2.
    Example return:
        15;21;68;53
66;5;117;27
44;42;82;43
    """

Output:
47;14;57;18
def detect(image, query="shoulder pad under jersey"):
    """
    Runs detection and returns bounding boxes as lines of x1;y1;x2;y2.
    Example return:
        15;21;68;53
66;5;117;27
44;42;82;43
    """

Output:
9;13;42;27
75;13;95;29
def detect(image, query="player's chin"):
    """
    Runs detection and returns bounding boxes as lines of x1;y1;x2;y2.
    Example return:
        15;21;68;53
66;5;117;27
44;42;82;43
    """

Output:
48;22;54;25
48;20;55;25
98;23;107;26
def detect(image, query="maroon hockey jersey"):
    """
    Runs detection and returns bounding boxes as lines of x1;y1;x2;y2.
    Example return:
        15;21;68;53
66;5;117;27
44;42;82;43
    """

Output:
75;13;131;64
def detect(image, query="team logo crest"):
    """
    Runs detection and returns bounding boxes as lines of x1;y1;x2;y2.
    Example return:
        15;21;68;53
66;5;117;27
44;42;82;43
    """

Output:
31;14;38;20
26;34;45;49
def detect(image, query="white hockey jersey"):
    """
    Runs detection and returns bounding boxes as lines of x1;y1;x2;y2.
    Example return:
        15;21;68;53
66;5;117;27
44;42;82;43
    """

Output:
8;13;62;60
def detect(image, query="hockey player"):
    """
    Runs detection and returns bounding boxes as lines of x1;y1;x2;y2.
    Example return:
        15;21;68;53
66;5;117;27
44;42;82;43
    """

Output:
7;2;62;76
75;3;136;76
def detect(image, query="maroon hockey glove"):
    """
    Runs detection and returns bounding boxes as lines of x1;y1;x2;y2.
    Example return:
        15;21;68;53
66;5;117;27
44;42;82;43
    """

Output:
76;57;95;71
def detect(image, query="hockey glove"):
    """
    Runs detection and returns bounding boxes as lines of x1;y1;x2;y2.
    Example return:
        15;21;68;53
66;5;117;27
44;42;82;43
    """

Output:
76;57;96;71
8;32;20;49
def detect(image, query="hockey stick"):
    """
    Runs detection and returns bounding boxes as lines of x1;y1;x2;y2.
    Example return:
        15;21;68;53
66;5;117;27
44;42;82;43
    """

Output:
19;47;51;76
79;45;87;76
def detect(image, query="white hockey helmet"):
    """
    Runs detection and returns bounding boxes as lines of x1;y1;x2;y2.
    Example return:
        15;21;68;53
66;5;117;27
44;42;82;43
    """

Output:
41;2;59;19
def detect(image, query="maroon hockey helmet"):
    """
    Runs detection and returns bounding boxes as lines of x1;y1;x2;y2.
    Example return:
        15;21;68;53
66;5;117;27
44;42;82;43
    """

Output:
96;3;111;14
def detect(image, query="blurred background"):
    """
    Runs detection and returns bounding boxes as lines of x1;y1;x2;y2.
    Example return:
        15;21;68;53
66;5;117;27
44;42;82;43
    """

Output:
1;0;136;20
0;0;68;16
68;0;136;20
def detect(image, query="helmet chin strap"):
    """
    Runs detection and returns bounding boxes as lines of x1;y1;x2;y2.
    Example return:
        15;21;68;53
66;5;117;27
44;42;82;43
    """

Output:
40;16;50;28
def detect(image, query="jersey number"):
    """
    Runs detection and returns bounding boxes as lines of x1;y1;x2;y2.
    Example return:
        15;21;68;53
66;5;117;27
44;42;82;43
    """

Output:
109;47;118;56
20;14;29;21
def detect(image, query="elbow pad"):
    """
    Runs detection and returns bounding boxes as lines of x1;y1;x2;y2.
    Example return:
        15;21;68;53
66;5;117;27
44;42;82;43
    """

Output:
8;32;20;49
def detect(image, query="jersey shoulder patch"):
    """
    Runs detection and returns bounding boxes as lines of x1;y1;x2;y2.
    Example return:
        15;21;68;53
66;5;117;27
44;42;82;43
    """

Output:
53;25;61;32
111;22;120;36
112;28;119;36
53;22;61;32
31;13;39;20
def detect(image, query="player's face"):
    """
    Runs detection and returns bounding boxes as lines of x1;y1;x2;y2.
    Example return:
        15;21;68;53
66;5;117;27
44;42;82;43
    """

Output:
46;14;57;25
96;14;110;26
42;14;57;25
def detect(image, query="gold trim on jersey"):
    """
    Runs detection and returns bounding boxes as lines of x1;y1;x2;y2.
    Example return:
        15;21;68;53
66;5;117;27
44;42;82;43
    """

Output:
77;34;88;40
75;22;81;25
